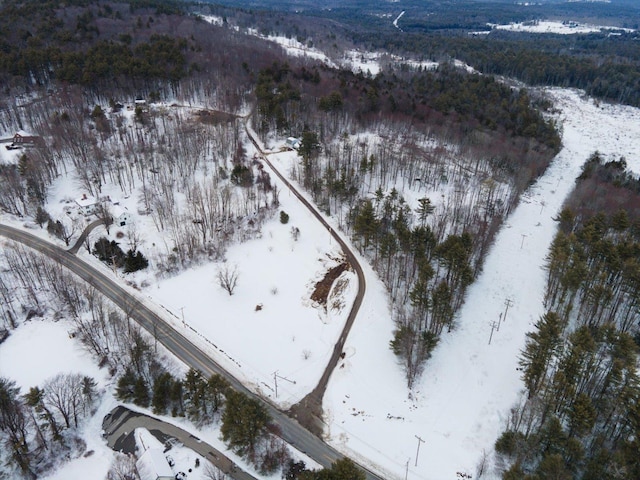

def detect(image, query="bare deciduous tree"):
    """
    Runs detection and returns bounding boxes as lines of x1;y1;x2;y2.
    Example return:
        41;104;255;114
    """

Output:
107;452;138;480
217;264;239;296
203;462;228;480
43;373;90;429
96;202;113;235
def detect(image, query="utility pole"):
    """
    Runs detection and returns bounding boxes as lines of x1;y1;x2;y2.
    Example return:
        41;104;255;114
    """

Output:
405;458;409;480
520;233;527;249
415;435;425;466
110;254;118;277
503;298;513;323
273;371;296;398
496;311;503;332
273;371;278;398
180;306;186;328
488;321;497;345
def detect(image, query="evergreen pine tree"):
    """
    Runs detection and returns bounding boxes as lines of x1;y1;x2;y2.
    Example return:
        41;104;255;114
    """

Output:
520;311;564;399
133;376;150;407
221;390;270;457
115;368;136;402
568;392;596;438
152;372;174;415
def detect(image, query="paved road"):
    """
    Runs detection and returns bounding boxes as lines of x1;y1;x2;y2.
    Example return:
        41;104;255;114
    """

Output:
103;405;253;479
243;124;367;432
0;225;384;480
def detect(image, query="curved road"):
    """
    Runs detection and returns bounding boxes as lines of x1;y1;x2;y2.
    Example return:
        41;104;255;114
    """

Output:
243;124;367;433
0;225;382;480
103;405;253;479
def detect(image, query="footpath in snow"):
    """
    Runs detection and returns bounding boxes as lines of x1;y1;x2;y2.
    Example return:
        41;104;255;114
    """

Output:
324;88;640;480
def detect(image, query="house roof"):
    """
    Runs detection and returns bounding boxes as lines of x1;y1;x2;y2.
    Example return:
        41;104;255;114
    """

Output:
111;204;129;218
75;195;97;207
14;130;33;137
136;448;174;480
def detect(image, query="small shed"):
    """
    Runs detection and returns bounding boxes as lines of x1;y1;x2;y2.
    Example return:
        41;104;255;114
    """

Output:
112;204;131;227
285;137;301;150
136;448;174;480
75;194;98;216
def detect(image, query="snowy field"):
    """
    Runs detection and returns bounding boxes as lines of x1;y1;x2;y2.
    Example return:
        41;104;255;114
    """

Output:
322;88;640;479
490;20;634;35
0;319;108;392
151;185;358;406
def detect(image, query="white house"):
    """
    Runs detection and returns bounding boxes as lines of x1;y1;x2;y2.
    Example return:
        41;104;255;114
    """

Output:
285;137;301;150
111;204;132;227
75;194;98;216
136;448;174;480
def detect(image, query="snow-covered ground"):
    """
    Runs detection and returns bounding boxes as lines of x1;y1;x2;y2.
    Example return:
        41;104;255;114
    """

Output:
490;20;634;35
322;88;640;479
0;320;106;389
199;14;476;77
3;77;640;480
152;186;357;406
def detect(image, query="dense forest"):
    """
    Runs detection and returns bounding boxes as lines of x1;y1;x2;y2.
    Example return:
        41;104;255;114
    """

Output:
208;0;640;108
359;32;640;108
495;154;640;479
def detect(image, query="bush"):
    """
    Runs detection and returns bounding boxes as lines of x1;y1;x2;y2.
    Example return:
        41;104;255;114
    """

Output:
280;211;289;224
124;249;149;273
230;164;253;187
93;237;125;266
495;430;526;457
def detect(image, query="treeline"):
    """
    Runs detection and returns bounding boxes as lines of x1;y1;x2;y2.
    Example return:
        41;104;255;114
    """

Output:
0;0;288;94
564;152;640;219
405;65;559;148
0;374;99;479
349;192;471;387
0;0;213;90
461;38;640;108
255;61;560;155
355;31;640;107
495;154;640;479
210;0;640;107
55;35;187;85
218;0;638;33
